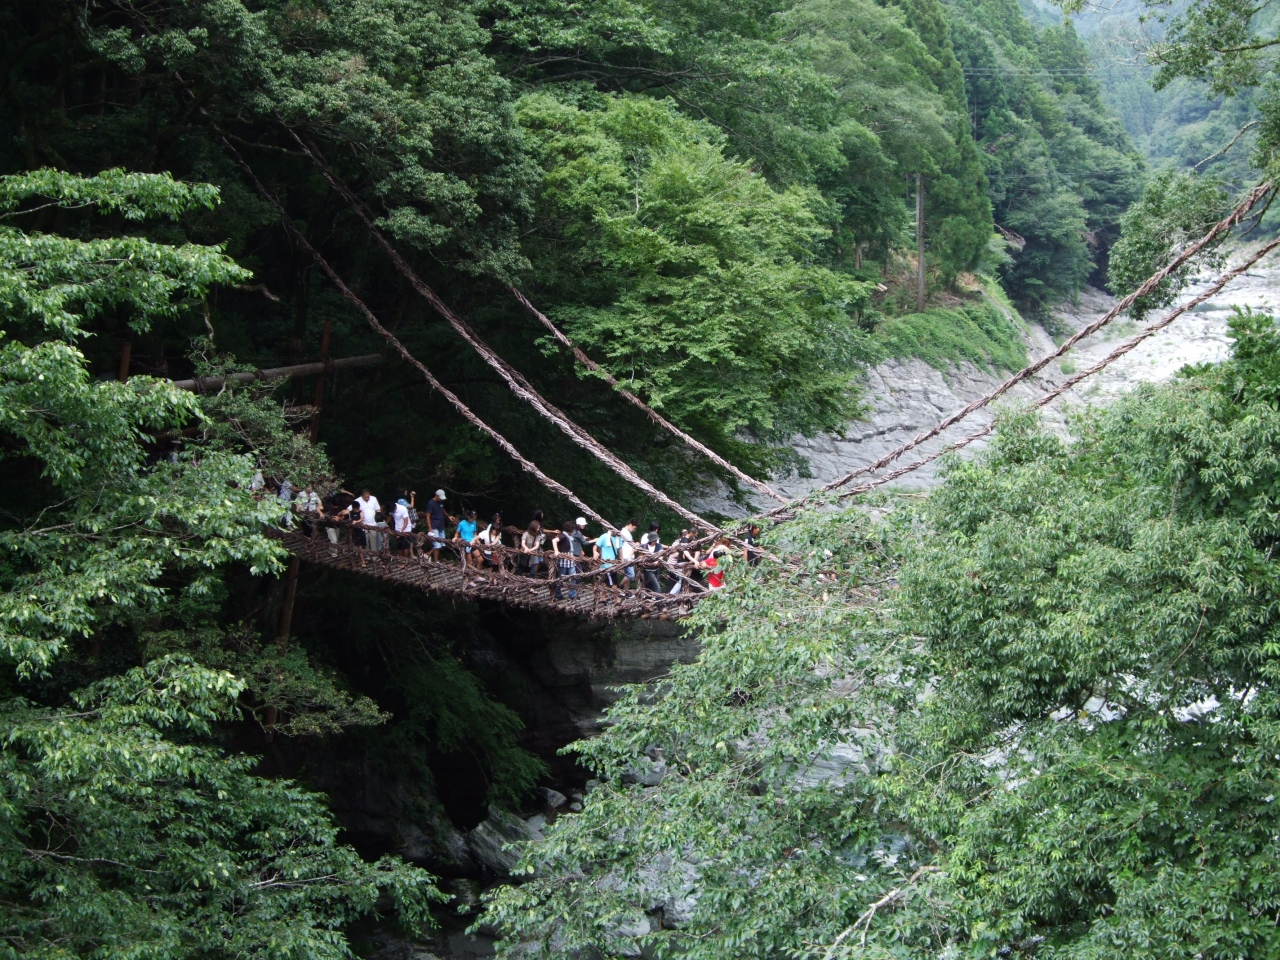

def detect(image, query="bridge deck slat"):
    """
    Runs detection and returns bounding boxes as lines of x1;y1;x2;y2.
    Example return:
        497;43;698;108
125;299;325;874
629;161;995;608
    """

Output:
278;533;698;620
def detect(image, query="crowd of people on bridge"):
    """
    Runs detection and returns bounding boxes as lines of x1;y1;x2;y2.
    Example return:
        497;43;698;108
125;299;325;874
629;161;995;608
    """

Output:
250;471;763;595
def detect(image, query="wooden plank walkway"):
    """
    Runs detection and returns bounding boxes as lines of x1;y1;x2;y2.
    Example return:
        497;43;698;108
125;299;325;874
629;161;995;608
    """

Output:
278;531;703;620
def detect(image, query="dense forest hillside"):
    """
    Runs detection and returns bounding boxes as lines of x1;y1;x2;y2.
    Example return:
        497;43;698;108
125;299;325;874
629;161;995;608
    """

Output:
951;0;1143;303
1026;0;1272;190
3;0;1273;956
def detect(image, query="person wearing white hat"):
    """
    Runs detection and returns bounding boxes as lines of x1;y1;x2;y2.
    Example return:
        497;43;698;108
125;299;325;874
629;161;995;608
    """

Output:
424;488;453;562
392;491;415;557
569;518;589;564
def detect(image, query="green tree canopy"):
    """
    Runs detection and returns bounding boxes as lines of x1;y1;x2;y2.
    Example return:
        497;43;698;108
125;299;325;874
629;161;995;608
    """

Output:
0;168;439;957
950;3;1145;309
483;310;1280;958
517;91;876;450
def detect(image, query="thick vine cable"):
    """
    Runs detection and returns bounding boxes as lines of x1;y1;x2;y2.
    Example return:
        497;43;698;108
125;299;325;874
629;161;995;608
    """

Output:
218;134;622;533
506;286;786;502
762;180;1276;520
284;128;722;536
813;234;1280;507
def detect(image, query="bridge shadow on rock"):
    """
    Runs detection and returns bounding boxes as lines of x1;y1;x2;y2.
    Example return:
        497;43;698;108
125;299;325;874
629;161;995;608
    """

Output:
257;551;703;885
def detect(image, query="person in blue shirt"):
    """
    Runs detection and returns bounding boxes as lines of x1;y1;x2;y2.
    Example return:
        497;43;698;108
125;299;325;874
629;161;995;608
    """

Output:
455;509;479;568
594;526;625;587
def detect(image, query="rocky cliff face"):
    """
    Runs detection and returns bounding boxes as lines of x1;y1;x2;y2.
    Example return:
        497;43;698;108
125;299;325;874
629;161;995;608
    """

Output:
704;251;1279;513
462;611;699;760
295;609;698;881
321;612;700;957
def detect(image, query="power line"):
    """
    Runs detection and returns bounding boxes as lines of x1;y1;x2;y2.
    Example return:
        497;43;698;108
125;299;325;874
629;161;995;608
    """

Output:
962;68;1095;74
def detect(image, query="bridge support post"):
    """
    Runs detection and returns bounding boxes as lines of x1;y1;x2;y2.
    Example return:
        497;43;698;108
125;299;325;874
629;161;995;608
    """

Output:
264;554;303;742
277;555;301;649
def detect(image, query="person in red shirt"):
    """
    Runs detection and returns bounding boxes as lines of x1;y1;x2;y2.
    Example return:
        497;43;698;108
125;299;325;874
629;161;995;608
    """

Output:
703;539;732;590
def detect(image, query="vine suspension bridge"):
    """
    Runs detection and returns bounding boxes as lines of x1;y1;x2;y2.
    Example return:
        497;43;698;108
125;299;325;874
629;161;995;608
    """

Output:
277;523;705;620
217;124;1276;620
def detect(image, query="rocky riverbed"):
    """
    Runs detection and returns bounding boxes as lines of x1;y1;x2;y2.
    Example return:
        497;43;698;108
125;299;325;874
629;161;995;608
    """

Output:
773;243;1280;499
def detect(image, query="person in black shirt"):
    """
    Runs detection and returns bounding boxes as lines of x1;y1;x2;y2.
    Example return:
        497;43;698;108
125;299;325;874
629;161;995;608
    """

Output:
347;499;365;550
553;520;579;599
321;490;350;547
744;524;764;568
639;521;663;592
425;489;454;562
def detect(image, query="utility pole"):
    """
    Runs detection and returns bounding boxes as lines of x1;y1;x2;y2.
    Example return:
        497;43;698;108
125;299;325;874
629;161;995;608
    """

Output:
916;173;926;312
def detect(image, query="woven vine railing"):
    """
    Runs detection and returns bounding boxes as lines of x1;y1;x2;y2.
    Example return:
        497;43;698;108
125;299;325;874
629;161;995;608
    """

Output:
276;519;732;620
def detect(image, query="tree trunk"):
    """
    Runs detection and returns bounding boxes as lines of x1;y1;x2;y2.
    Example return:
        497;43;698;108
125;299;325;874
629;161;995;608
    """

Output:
168;353;380;392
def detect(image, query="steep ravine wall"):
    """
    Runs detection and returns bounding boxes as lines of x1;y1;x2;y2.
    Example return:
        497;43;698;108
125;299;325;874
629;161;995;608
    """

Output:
707;250;1279;511
290;609;698;959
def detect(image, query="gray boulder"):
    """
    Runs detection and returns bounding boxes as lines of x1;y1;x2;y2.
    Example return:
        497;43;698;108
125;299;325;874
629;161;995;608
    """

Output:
608;916;651;957
540;787;568;809
621;756;667;787
637;852;700;926
467;807;542;876
397;820;475;875
790;742;869;789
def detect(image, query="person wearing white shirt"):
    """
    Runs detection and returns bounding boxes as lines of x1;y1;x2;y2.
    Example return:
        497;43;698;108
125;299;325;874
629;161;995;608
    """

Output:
476;513;504;569
356;489;380;523
354;488;380;551
294;483;321;537
619;518;639;587
393;494;415;557
370;510;389;554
